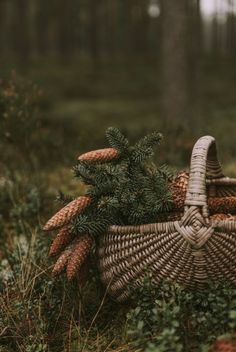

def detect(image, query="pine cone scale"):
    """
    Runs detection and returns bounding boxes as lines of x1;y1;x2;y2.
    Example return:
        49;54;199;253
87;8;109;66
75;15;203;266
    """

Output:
78;148;120;162
171;172;236;215
211;339;236;352
49;226;73;256
52;247;72;276
66;234;93;281
44;196;91;231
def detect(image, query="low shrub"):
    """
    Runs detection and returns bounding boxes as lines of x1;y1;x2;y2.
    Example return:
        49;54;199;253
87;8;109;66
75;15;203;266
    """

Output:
126;275;236;352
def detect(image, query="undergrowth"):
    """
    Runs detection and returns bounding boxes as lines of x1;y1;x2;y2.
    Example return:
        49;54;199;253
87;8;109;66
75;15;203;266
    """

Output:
127;275;236;352
0;172;235;352
0;231;129;352
0;71;236;351
1;235;235;352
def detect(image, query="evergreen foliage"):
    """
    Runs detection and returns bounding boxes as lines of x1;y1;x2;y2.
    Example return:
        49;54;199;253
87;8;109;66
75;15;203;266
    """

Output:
105;127;129;152
72;127;174;241
45;127;176;282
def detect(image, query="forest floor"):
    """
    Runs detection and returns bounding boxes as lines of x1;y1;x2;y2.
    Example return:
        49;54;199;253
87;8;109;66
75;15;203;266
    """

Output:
0;59;236;351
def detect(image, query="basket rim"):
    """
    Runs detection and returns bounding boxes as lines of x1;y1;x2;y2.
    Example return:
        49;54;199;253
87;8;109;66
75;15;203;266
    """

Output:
107;217;236;233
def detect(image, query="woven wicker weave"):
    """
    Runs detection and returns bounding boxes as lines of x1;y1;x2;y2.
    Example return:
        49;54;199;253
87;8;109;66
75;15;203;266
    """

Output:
98;136;236;302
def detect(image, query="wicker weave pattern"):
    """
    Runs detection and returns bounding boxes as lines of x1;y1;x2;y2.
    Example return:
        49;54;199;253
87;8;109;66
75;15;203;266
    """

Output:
98;136;236;302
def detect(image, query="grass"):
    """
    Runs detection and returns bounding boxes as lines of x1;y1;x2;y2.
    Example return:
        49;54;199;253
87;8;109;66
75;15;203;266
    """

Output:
0;59;236;351
0;171;130;352
0;150;235;352
1;210;235;351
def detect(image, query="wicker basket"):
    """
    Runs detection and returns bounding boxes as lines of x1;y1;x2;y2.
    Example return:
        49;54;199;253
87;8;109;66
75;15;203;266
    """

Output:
98;136;236;302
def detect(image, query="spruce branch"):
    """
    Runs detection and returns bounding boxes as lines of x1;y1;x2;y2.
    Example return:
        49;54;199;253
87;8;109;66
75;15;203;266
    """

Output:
106;127;129;153
45;127;178;281
131;131;163;163
73;162;96;185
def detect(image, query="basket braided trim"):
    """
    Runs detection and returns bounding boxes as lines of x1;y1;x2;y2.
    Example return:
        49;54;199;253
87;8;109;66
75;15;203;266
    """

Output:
207;178;236;186
207;177;236;198
109;221;176;235
213;220;236;232
185;136;224;212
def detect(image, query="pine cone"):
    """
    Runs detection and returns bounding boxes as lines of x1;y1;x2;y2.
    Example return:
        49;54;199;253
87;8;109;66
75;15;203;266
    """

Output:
66;234;93;281
208;197;236;214
170;172;188;210
211;339;236;352
210;213;230;221
49;226;73;256
172;171;189;193
44;196;91;231
170;172;236;216
52;247;72;276
171;194;236;215
78;148;120;162
171;191;185;210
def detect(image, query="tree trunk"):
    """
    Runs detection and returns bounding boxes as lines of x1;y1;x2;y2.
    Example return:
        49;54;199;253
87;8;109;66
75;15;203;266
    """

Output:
14;0;30;65
187;0;202;115
160;0;189;124
107;0;118;61
57;0;75;62
89;0;99;65
212;13;219;55
0;1;6;60
35;2;50;56
226;0;236;56
121;0;133;60
133;0;149;57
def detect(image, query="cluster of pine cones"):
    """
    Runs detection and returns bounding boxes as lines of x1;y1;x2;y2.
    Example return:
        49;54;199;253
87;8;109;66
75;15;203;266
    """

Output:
171;171;236;217
210;338;236;352
44;147;236;281
44;148;120;281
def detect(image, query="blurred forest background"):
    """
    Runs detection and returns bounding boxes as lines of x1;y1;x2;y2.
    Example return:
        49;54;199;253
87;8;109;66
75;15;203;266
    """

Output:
0;0;236;169
0;1;236;351
0;0;236;352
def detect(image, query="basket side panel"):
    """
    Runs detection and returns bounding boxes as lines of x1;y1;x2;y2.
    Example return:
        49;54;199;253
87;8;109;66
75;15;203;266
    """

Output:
98;230;236;302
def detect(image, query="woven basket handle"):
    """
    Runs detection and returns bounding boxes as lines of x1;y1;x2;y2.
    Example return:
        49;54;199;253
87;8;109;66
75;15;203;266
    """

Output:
184;136;224;217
